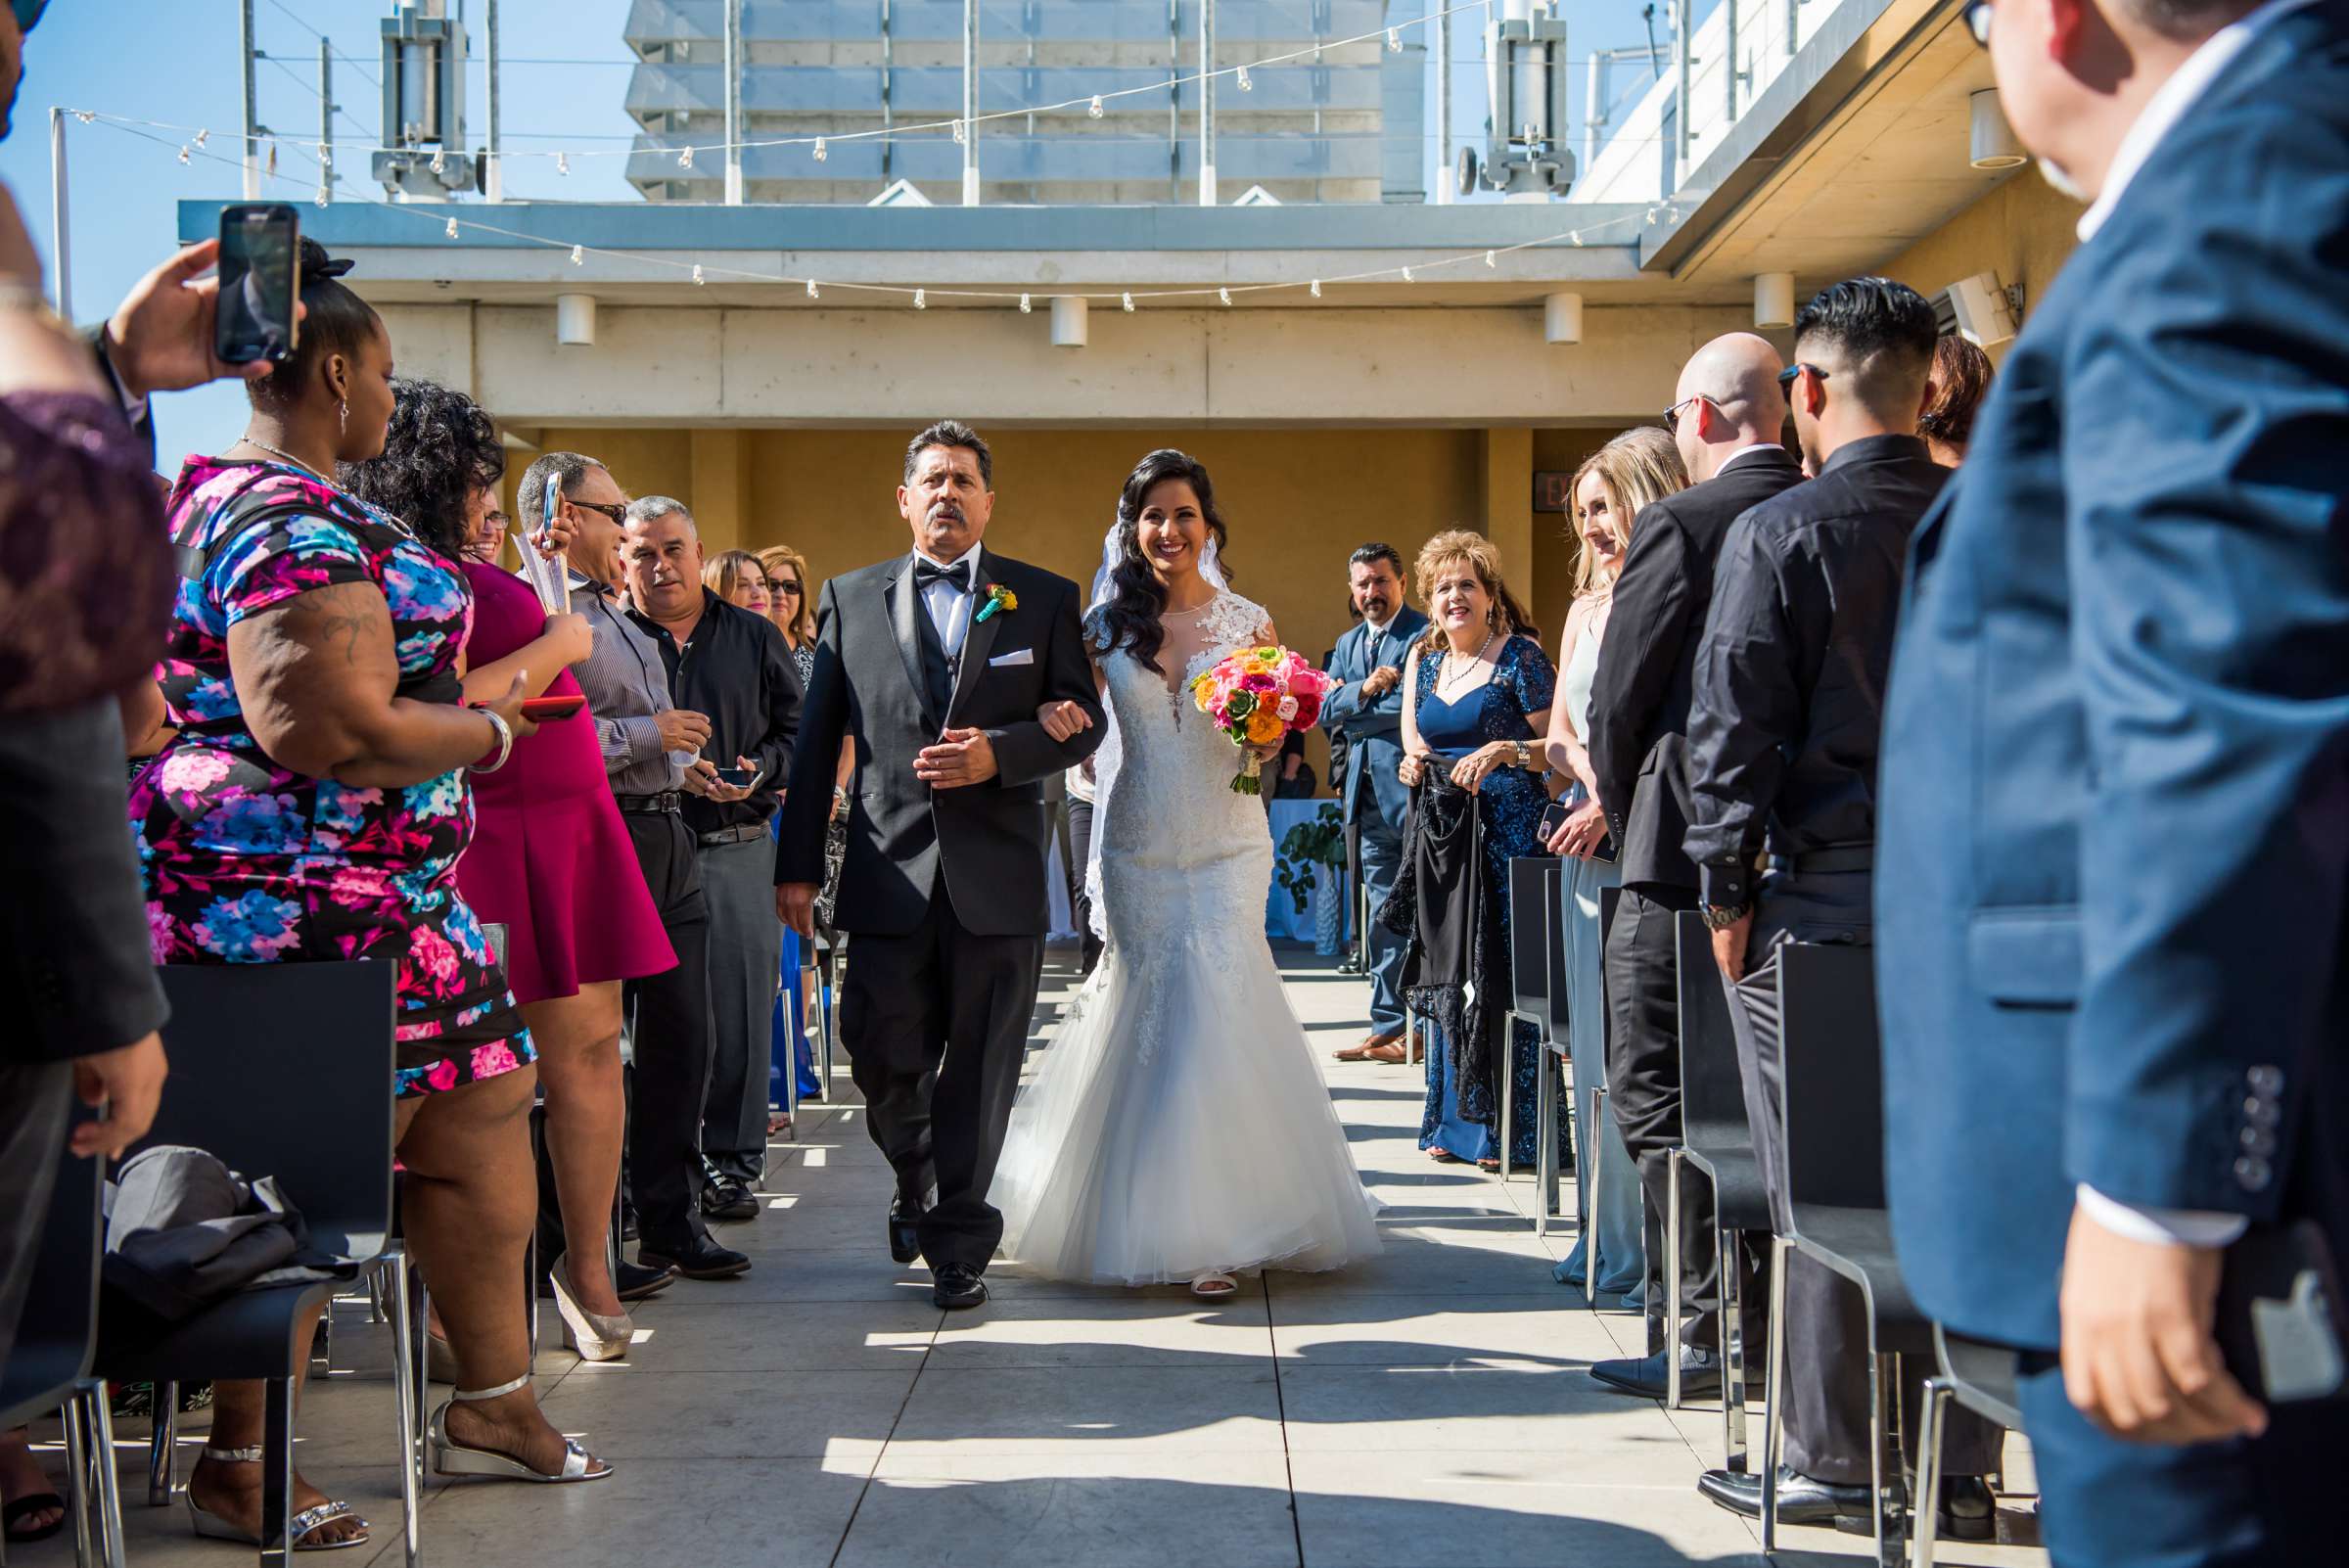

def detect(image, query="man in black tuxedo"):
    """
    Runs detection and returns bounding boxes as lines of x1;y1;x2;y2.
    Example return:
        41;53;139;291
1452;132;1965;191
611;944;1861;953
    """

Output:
776;422;1103;1310
1585;333;1804;1395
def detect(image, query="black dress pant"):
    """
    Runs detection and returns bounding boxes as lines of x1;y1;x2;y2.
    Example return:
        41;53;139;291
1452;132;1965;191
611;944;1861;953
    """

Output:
1065;797;1102;977
621;811;716;1257
1724;871;2002;1485
1604;883;1761;1354
840;890;1042;1272
0;1060;74;1368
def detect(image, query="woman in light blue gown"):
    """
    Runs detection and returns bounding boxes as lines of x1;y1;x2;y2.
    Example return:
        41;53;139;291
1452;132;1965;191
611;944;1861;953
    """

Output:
1544;429;1689;1303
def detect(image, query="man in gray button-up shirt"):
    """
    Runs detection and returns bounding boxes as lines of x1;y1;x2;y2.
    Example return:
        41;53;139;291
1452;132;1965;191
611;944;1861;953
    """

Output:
530;451;748;1282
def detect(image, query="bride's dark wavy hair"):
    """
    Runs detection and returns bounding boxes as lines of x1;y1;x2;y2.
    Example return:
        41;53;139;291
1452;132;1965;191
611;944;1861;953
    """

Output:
1090;449;1232;675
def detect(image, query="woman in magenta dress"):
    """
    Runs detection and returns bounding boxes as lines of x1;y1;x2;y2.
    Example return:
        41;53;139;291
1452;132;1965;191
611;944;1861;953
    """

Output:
345;381;674;1363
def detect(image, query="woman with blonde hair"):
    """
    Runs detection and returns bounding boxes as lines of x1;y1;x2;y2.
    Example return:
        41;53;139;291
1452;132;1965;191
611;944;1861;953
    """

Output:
1544;427;1688;1301
1393;530;1560;1171
702;548;772;620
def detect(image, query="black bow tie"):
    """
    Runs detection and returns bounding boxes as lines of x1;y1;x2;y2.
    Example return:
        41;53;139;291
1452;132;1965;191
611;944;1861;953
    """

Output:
914;558;974;592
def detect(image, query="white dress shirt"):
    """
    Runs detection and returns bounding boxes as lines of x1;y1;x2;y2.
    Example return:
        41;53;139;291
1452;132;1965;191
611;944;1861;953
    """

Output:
2066;0;2312;1252
913;541;983;661
1716;441;1789;476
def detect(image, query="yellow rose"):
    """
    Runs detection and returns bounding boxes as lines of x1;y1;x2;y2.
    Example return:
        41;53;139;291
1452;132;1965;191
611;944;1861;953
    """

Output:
1246;709;1284;746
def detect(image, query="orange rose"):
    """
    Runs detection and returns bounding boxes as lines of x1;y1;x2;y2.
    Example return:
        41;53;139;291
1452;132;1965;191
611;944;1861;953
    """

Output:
1246;709;1284;746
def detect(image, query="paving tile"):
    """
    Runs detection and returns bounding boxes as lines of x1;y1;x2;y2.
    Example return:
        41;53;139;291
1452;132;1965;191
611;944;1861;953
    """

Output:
927;1292;1272;1369
421;1457;874;1568
885;1365;1288;1456
1275;1363;1703;1454
537;1366;916;1458
1268;1292;1625;1370
614;1297;943;1372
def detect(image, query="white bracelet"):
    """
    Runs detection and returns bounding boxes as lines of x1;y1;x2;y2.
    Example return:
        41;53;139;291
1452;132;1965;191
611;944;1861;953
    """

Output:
472;708;514;774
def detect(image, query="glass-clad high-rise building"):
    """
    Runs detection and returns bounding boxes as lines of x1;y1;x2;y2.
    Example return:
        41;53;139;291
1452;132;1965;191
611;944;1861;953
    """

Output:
622;0;1427;205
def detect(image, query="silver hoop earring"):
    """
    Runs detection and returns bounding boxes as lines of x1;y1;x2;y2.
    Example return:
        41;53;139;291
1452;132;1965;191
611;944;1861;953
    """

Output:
338;399;349;434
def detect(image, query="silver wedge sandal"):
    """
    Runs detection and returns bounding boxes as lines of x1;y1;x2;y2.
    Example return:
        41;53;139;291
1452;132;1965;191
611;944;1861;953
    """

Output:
428;1374;613;1483
185;1445;369;1551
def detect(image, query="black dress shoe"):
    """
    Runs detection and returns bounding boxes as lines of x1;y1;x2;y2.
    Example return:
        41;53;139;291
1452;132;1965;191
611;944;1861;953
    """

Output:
932;1263;990;1311
614;1258;678;1301
620;1202;641;1243
1698;1466;1871;1527
1588;1346;1722;1399
702;1178;760;1222
1928;1475;1996;1542
888;1198;927;1265
639;1238;753;1281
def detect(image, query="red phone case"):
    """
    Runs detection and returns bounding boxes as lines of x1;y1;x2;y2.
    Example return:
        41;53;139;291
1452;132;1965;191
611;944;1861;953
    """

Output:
520;694;586;720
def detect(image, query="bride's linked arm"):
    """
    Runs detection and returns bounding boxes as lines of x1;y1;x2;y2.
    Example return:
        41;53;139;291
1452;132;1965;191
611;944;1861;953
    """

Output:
930;574;1104;790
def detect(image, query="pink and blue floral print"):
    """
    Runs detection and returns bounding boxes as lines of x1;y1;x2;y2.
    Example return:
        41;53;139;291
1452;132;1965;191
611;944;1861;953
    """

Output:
133;457;534;1099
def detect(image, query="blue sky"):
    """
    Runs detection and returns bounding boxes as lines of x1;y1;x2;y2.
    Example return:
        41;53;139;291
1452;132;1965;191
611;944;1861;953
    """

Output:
1;0;1674;467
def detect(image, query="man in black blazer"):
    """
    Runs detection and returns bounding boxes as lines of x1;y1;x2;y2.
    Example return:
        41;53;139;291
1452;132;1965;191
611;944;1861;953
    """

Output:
1585;334;1804;1395
776;422;1103;1310
1881;1;2349;1560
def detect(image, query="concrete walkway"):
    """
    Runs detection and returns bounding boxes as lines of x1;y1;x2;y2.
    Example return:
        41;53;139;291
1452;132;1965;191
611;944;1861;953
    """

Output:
31;949;2048;1568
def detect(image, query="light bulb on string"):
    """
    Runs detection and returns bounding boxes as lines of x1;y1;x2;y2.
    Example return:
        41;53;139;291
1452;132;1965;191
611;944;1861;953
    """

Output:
1236;66;1251;91
556;152;570;175
194;128;209;148
317;142;332;170
1387;27;1401;51
952;119;966;145
1402;266;1414;284
430;146;445;174
914;290;927;309
1485;251;1497;267
570;244;584;265
679;144;695;168
72;110;92;123
445;215;460;240
1219;287;1232;306
1019;294;1033;313
1122;293;1134;312
806;278;820;299
1087;96;1104;118
813;137;827;161
177;144;190;163
314;190;329;208
692;264;706;285
1311;279;1322;298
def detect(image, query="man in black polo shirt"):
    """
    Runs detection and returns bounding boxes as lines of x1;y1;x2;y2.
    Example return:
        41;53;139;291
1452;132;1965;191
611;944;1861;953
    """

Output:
622;497;803;1221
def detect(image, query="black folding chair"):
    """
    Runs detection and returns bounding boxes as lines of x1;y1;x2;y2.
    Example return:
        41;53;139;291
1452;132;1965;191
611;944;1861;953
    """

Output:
1536;861;1577;1240
1760;942;1928;1567
102;960;415;1568
1914;1324;2023;1566
1665;914;1773;1467
0;1115;122;1568
1502;857;1561;1187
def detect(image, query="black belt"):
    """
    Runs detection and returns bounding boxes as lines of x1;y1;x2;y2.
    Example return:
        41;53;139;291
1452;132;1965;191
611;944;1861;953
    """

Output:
616;792;681;816
697;823;769;848
1786;845;1873;874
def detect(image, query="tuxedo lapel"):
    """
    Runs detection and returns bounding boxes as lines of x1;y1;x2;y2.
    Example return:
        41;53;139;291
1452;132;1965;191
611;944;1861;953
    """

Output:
885;560;941;735
946;552;1002;727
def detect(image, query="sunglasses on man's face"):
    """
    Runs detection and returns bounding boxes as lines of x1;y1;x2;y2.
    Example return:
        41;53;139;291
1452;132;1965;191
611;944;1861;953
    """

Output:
1962;0;1992;46
1663;393;1708;434
567;498;628;527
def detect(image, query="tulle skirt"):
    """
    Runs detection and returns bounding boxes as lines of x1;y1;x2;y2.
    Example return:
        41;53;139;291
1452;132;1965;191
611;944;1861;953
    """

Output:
991;931;1385;1286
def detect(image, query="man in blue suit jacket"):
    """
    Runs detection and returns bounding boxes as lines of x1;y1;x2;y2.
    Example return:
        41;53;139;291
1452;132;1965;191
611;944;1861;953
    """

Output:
1322;544;1428;1062
1878;0;2349;1559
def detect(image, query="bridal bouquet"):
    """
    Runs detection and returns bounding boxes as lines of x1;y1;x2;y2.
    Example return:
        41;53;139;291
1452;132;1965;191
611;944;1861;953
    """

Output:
1189;645;1335;795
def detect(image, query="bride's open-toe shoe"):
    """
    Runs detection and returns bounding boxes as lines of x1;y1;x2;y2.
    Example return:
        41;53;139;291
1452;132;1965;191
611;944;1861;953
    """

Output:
1190;1271;1240;1300
186;1446;369;1552
548;1252;634;1361
429;1376;614;1484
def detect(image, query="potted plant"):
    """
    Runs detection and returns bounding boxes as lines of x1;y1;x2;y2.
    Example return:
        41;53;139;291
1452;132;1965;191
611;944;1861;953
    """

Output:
1275;804;1351;956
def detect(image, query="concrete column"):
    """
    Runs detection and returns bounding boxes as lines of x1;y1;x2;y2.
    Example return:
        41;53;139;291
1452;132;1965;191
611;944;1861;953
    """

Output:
1478;428;1535;591
690;429;751;551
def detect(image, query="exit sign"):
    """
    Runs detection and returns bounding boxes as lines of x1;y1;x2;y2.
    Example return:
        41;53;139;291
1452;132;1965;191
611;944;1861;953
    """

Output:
1534;472;1575;514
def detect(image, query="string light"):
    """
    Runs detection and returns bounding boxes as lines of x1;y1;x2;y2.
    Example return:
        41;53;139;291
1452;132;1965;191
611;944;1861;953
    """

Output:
1485;250;1497;267
1019;294;1033;312
692;263;705;285
72;110;92;123
1311;279;1322;298
1236;66;1252;91
315;189;329;208
914;289;927;309
952;119;966;145
193;128;208;148
806;278;820;299
177;144;190;163
678;144;695;168
1087;96;1104;118
1388;27;1402;51
1402;266;1414;283
445;215;460;240
813;137;827;161
1219;287;1232;306
556;151;570;175
1122;292;1134;312
570;244;584;265
430;146;445;173
316;141;332;169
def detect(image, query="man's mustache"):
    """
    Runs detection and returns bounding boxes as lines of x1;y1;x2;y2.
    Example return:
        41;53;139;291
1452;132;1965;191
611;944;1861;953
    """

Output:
929;503;966;523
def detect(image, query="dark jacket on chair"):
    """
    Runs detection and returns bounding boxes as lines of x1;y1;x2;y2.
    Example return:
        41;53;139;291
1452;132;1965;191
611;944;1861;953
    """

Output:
1588;445;1805;896
1877;0;2349;1352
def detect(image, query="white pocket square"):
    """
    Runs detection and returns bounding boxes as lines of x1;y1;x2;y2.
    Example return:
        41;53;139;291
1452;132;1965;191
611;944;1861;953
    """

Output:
989;649;1036;668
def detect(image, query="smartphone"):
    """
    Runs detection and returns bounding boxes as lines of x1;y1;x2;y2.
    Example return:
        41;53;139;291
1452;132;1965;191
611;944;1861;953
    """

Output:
214;204;300;365
520;694;586;721
714;764;763;789
2217;1221;2348;1404
1535;800;1571;850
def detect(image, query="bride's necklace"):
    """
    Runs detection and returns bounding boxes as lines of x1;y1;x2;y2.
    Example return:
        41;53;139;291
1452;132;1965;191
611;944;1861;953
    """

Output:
1438;627;1498;695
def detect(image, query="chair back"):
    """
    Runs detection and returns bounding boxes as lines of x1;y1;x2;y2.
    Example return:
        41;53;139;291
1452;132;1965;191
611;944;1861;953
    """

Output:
1505;858;1558;1021
1775;941;1886;1213
1543;864;1575;1042
1674;911;1754;1158
145;961;398;1265
0;1114;103;1429
1933;1323;2025;1429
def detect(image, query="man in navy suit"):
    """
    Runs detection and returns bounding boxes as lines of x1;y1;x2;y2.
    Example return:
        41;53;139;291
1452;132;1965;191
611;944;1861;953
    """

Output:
1879;0;2349;1559
1322;544;1429;1064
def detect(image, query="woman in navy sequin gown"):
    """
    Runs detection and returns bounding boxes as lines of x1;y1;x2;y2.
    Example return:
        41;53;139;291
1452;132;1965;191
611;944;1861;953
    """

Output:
1397;531;1562;1170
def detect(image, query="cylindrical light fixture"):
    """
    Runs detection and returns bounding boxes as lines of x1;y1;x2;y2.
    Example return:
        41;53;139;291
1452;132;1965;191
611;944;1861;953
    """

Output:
1543;292;1584;346
1968;88;2027;170
555;292;597;346
1050;296;1088;348
1754;271;1795;330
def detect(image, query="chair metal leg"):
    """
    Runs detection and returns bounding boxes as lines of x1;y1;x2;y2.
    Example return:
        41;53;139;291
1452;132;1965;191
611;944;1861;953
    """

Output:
1868;1348;1910;1568
1912;1378;1951;1568
1535;1049;1559;1236
147;1383;178;1504
388;1248;423;1568
1498;1017;1517;1182
84;1383;126;1568
311;1304;334;1372
1721;1222;1748;1472
1584;1086;1607;1312
818;962;836;1087
63;1387;95;1568
259;1376;296;1568
1665;1147;1685;1408
1761;1235;1790;1553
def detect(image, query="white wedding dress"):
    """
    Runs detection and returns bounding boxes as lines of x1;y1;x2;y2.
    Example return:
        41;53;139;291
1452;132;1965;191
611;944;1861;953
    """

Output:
991;590;1384;1285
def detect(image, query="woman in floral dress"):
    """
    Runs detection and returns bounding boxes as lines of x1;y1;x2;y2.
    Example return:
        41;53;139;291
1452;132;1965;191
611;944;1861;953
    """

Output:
131;242;608;1551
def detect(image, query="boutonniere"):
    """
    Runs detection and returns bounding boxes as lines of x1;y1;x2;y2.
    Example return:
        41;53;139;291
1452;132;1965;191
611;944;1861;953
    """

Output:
975;585;1017;623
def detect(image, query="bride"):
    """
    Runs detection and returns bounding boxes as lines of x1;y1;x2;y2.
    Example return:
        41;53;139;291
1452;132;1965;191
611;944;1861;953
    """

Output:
990;449;1384;1299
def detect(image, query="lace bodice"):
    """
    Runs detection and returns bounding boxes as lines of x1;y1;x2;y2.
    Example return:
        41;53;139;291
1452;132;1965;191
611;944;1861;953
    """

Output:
1082;590;1278;1064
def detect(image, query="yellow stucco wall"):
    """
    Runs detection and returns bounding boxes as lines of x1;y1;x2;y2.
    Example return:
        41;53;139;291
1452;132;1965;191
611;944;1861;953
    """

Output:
1880;166;2084;353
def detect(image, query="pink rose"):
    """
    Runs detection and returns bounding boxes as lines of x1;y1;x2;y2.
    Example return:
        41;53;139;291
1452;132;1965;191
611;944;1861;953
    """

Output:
1276;695;1300;721
158;748;235;797
470;1040;522;1080
409;926;462;989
